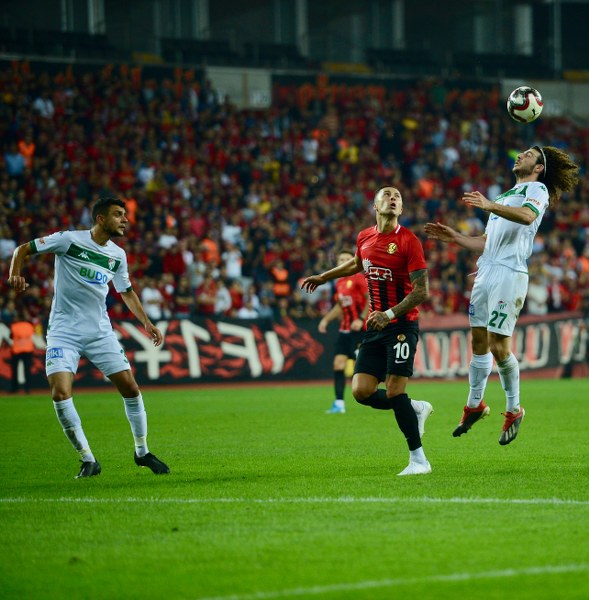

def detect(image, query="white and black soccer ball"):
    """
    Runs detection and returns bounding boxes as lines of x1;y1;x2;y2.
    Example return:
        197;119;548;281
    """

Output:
506;86;543;123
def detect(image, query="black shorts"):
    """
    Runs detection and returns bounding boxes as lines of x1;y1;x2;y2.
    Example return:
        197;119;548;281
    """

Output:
334;331;364;359
354;322;419;380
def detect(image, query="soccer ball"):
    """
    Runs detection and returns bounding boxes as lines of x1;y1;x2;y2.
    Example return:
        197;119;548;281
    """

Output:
506;86;543;123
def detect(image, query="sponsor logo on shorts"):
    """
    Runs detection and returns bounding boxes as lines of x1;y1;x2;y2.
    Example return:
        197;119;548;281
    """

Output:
46;348;64;359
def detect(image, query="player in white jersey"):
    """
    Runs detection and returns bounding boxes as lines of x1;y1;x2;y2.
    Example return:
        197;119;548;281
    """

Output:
425;146;579;445
8;197;170;478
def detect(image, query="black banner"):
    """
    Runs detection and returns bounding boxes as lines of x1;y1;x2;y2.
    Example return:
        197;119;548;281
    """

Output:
0;313;586;391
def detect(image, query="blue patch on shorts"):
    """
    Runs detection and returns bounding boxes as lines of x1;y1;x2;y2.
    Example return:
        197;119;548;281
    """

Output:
46;347;64;359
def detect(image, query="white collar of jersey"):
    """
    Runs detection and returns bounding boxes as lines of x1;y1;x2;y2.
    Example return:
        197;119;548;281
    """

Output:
374;224;401;234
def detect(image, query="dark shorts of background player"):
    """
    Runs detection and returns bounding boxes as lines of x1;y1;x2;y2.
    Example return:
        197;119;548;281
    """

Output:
354;322;419;380
334;330;364;359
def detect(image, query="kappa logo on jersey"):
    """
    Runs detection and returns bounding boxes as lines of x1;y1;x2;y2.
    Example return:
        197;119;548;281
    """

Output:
367;266;393;281
39;237;46;245
46;347;64;359
387;243;398;254
78;251;90;260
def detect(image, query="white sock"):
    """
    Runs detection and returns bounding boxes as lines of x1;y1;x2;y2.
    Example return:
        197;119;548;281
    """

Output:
410;447;427;464
123;394;149;456
467;352;493;408
497;353;520;413
53;398;95;462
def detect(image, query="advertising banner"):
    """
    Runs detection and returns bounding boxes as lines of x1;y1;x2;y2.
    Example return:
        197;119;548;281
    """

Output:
0;313;586;391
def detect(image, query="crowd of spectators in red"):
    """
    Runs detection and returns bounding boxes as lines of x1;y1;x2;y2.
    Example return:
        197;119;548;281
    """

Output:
1;61;588;332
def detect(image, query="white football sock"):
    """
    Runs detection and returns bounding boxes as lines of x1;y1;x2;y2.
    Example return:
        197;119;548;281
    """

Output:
409;447;427;464
497;353;520;413
467;352;493;408
123;394;149;456
53;398;95;462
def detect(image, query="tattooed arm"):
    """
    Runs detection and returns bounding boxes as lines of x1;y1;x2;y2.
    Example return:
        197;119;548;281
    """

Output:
366;269;430;331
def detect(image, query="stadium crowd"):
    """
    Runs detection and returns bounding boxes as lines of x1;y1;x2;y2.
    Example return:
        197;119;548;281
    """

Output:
1;62;588;332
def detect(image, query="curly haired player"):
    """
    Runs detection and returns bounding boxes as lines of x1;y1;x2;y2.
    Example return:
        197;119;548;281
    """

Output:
425;146;579;445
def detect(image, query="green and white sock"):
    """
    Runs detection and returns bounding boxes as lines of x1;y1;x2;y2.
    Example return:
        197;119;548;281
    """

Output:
123;394;149;457
497;353;520;413
53;398;95;462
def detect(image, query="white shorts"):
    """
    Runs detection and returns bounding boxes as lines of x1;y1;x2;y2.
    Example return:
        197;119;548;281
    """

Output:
468;264;528;336
45;331;131;378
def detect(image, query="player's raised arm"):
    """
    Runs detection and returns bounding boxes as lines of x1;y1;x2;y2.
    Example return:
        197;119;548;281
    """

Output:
7;242;33;293
424;222;486;253
301;255;361;293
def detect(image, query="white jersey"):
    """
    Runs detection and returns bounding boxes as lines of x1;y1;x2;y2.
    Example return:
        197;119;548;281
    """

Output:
31;230;132;336
478;181;549;273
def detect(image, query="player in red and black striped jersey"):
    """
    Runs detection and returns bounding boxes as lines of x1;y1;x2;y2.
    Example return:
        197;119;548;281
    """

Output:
318;250;369;414
302;186;433;476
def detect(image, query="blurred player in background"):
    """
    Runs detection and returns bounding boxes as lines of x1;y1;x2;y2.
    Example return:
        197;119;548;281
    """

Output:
8;197;170;478
9;307;36;394
425;146;579;445
318;249;369;414
303;186;433;476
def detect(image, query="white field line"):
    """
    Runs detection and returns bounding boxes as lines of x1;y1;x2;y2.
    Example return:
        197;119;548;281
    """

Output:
195;564;589;600
1;496;589;506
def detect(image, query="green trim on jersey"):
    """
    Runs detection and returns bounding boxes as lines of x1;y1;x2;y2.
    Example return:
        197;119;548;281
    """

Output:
522;202;540;217
65;243;121;272
495;185;527;201
29;240;37;253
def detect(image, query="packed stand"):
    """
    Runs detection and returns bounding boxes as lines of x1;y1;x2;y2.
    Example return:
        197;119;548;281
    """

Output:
1;63;588;333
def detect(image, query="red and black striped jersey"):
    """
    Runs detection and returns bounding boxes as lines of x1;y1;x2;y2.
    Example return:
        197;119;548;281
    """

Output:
355;224;427;322
334;272;368;332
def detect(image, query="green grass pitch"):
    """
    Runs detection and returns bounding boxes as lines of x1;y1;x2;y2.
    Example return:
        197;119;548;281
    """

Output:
1;377;588;600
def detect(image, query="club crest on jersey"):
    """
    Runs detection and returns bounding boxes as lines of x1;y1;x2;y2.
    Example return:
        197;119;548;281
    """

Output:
397;334;406;342
387;243;398;254
346;280;353;288
108;258;116;271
